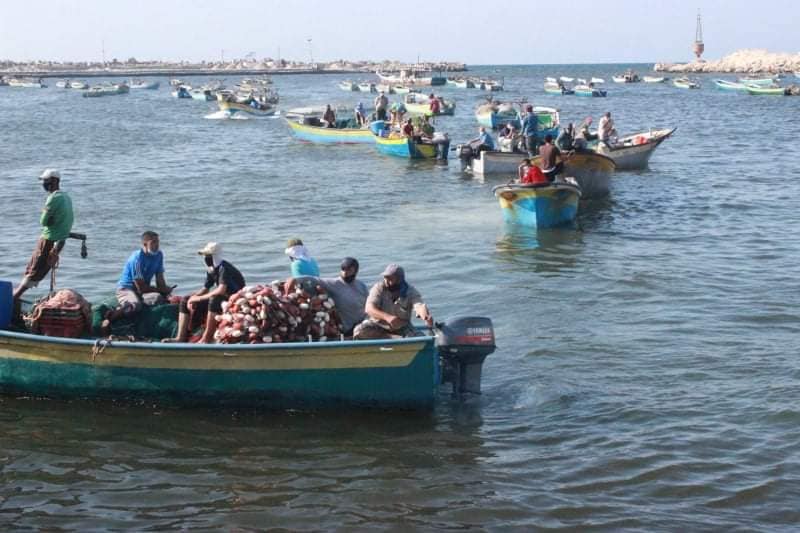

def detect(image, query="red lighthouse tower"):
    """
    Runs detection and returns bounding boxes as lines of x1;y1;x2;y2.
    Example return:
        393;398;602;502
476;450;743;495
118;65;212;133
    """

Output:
693;10;705;61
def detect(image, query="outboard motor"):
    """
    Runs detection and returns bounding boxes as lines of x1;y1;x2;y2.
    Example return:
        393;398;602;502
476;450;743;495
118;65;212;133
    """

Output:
436;316;496;395
456;143;474;172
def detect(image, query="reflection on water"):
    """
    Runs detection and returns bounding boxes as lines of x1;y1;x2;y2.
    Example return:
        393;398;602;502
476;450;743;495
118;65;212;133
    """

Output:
494;225;584;274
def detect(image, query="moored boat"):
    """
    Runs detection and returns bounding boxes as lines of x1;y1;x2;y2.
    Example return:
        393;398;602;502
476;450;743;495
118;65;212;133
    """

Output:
0;316;495;408
714;79;747;92
358;82;376;93
574;84;606;97
82;83;129;97
216;92;277;117
612;70;640;83
169;78;184;86
403;93;456;116
70;80;89;89
129;79;160;90
544;81;574;95
559;76;574;83
673;77;700;89
339;80;359;91
373;131;449;160
591;77;605;84
8;77;47;88
286;117;376;144
530;152;616;197
454;78;474;89
376;69;446;86
492;181;581;228
738;76;776;86
190;88;215;101
642;76;667;83
591;128;675;170
475;102;559;138
375;83;394;94
745;84;786;96
392;85;412;94
171;85;192;98
55;80;70;89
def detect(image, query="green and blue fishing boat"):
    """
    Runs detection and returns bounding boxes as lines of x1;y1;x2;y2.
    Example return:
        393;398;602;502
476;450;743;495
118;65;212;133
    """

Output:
745;84;786;95
286;118;376;144
714;79;748;92
493;182;581;228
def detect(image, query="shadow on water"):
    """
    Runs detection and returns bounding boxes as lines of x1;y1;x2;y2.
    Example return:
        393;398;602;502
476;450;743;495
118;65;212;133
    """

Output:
493;224;584;274
578;194;616;231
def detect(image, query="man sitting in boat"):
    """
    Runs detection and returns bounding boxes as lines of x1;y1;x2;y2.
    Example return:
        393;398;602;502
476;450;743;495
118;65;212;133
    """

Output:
13;169;74;315
353;264;433;340
520;105;540;156
285;257;368;338
164;242;245;344
519;159;548;185
285;238;320;277
556;123;575;151
539;134;572;182
498;124;520;153
102;231;174;334
354;102;367;126
323;105;336;128
402;118;416;139
468;126;496;155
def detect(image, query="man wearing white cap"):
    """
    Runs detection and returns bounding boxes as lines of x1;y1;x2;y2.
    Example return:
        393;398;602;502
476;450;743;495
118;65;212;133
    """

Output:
284;238;320;277
353;263;433;340
13;169;74;308
164;242;245;343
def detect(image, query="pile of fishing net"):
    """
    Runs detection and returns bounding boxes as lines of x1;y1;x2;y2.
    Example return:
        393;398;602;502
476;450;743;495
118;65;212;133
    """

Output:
214;279;343;344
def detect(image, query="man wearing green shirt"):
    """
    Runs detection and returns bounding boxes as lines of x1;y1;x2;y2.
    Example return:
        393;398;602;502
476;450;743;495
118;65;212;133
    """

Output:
13;169;74;306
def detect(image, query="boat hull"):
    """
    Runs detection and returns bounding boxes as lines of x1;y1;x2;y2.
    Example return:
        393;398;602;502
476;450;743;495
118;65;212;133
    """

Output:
493;184;580;228
0;330;439;408
374;135;443;159
287;120;375;144
218;100;276;117
405;102;456;116
475;107;559;138
714;80;747;92
530;152;615;197
574;86;606;97
745;85;785;95
592;128;675;171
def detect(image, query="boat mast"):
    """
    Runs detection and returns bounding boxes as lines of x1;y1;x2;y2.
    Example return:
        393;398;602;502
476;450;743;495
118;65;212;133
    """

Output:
693;9;705;61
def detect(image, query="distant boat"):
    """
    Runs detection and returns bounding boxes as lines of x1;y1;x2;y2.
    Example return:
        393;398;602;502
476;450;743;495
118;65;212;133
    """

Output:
673;77;700;89
70;81;89;89
612;70;640;83
745;84;786;96
169;78;184;86
171;85;192;98
55;80;69;89
129;80;160;90
453;79;474;89
577;78;587;84
574;84;606;97
714;79;747;92
545;77;557;83
375;83;394;94
8;77;46;88
376;69;446;86
82;83;129;98
358;82;376;93
591;77;605;84
190;88;215;101
738;76;776;86
392;85;413;94
642;76;667;83
216;91;277;117
492;182;581;229
403;93;456;116
559;76;574;83
339;80;358;91
544;81;573;95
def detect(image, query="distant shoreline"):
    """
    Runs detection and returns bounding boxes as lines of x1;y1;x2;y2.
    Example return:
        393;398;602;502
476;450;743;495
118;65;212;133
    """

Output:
0;67;367;78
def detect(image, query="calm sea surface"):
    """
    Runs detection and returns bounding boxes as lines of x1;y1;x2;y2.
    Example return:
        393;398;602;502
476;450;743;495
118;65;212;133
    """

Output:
1;64;799;530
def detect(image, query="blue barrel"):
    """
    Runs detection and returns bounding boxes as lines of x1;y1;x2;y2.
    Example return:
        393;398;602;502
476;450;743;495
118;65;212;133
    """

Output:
0;280;12;329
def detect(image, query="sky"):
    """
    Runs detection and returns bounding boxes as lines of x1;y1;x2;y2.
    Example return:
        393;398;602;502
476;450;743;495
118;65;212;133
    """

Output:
1;0;797;65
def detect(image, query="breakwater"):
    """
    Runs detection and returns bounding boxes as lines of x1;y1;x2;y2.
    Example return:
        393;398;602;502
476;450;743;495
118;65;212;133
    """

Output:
655;48;800;74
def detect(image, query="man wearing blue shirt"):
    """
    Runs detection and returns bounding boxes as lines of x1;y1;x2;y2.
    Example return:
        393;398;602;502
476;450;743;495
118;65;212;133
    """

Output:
102;231;173;333
470;126;496;155
520;104;540;156
285;238;320;277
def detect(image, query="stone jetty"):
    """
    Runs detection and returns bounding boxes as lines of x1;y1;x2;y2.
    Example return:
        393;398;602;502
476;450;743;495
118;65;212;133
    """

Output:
655;49;800;74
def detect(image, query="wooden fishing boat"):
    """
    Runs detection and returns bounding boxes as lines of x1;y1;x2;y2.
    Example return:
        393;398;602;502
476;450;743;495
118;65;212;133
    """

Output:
481;79;504;91
493;181;581;228
373;132;448;160
453;78;474;89
169;78;184;86
376;69;446;86
475;103;559;138
0;315;495;408
82;83;129;97
358;82;376;93
8;77;46;88
574;84;606;97
530;152;616;197
642;76;667;83
217;95;277;117
190;88;216;101
129;80;160;90
403;93;456;116
612;71;640;83
591;128;675;170
286;118;376;144
745;84;786;95
544;81;574;95
714;79;748;92
673;77;700;89
738;76;776;86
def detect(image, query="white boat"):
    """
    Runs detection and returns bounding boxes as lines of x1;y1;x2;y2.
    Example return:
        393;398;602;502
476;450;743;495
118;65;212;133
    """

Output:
546;77;557;83
171;85;192;98
673;77;700;89
643;76;667;83
358;82;376;93
9;77;46;88
375;83;394;94
376;69;446;87
559;76;574;83
190;88;215;101
129;80;160;90
590;77;605;84
70;81;89;89
169;78;184;86
82;83;130;98
577;78;587;84
612;71;640;83
339;80;358;91
55;80;69;89
591;128;676;170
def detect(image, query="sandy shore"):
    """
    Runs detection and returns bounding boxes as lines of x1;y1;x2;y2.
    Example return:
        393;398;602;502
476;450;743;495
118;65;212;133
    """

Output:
655;49;800;74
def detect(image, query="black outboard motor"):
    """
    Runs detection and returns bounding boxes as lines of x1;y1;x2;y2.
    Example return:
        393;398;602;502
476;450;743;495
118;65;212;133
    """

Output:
456;143;475;171
436;316;496;395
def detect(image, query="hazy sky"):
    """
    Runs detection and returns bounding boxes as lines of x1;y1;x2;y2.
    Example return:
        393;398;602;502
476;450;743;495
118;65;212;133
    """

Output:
1;0;796;64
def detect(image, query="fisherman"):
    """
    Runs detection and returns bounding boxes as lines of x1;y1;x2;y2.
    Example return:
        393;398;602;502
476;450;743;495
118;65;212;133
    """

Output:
353;264;433;340
354;102;367;126
469;126;496;155
556;122;575;151
374;91;389;121
102;231;174;333
517;158;532;182
538;134;571;182
13;169;74;312
419;114;435;139
285;257;368;337
390;101;406;126
598;112;617;145
323;104;336;128
428;93;441;116
520;104;540;156
164;242;245;344
285;238;320;277
402;118;415;138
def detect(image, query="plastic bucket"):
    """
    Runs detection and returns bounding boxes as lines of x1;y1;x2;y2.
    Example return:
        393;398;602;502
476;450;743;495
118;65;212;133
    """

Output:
0;280;12;329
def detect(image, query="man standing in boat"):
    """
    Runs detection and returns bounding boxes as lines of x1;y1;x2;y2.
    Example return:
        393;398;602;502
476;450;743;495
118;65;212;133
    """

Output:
13;169;74;314
374;91;388;121
353;264;433;340
598;112;617;146
520;104;540;156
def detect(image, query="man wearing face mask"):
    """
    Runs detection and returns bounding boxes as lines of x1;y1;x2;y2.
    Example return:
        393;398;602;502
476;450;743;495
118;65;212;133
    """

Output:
101;231;173;334
13;169;74;310
165;242;245;343
353;263;433;340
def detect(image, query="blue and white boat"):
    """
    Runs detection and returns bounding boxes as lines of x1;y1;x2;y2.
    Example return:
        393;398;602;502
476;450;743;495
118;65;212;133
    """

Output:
492;181;581;229
574;84;606;97
714;79;747;92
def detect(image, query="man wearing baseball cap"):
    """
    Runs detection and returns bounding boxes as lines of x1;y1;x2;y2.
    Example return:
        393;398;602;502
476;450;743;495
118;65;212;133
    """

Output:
164;242;245;343
353;263;433;340
13;169;74;309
